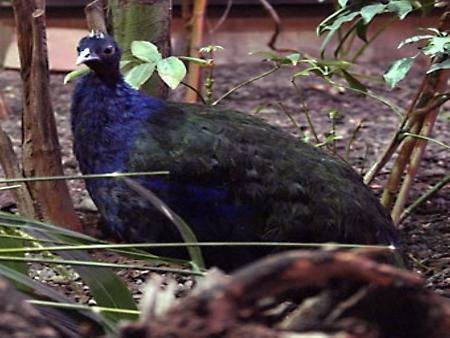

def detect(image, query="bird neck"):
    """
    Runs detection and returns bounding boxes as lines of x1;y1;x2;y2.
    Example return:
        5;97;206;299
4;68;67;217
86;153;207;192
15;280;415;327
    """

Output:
90;64;122;84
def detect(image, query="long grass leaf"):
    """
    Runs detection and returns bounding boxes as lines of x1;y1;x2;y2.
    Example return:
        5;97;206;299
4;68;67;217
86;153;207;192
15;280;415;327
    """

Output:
0;213;138;322
0;171;169;184
123;178;205;269
0;263;116;333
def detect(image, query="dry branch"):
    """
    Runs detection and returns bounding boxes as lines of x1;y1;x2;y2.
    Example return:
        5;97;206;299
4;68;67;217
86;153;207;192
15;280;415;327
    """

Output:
122;249;449;338
85;0;106;32
0;93;9;119
0;126;36;218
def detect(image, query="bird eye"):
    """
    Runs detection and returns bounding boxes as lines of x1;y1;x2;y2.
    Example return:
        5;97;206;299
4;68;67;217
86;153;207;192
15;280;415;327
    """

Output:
76;46;81;53
103;46;114;54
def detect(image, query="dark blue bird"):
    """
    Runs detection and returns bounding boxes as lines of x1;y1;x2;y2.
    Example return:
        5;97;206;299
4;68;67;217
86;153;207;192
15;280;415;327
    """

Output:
71;32;397;270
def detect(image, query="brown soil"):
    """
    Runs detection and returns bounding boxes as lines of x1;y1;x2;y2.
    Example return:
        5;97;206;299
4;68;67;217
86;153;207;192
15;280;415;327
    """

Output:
0;60;448;303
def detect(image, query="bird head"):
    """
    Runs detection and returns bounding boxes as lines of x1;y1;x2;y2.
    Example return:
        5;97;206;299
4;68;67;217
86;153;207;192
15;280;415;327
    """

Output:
76;31;122;77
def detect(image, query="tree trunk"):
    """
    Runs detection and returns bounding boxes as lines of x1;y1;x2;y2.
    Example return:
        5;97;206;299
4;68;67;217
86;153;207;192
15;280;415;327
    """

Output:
11;0;81;231
108;0;172;98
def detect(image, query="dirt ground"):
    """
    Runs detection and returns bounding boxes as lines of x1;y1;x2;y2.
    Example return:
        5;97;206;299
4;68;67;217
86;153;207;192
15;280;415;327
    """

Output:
0;59;448;302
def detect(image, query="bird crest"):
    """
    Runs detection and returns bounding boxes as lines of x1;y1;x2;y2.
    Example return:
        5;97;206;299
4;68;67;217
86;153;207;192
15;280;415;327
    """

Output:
89;30;106;39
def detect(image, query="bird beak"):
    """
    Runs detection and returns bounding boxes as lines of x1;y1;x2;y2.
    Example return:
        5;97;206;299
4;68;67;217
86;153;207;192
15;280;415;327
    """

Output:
76;48;100;65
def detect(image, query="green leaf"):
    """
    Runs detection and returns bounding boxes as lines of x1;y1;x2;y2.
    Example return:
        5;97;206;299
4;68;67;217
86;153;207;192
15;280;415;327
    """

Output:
317;7;348;36
338;0;348;8
292;66;326;78
286;53;301;65
199;45;224;53
0;213;138;324
383;56;416;89
0;228;28;291
341;70;367;93
360;4;386;24
124;63;156;89
388;0;414;20
397;34;435;49
422;36;450;56
178;56;212;66
131;41;162;63
319;11;359;57
0;263;116;333
427;59;450;73
156;56;187;89
355;20;368;42
63;66;90;84
323;11;360;32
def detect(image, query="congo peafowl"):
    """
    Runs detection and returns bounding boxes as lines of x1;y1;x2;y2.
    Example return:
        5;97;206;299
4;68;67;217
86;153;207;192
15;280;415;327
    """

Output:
71;32;397;270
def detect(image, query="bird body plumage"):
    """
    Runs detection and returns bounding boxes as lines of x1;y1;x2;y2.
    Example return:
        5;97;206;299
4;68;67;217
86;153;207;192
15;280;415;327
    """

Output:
71;34;397;270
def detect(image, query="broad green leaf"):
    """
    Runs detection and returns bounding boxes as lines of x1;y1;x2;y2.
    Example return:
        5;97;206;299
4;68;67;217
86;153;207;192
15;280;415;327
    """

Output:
341;70;367;93
360;4;386;24
422;36;450;55
63;66;90;84
131;41;162;63
397;35;434;49
156;56;187;89
124;63;156;89
388;0;414;19
427;59;450;73
383;56;416;89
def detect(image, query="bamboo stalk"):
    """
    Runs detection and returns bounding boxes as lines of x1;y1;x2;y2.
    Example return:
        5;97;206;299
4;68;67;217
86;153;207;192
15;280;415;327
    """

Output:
391;73;450;223
184;0;208;103
385;11;450;224
380;120;421;208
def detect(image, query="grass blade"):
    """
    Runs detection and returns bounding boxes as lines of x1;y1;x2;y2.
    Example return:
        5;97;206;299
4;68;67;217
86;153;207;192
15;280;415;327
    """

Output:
123;178;205;269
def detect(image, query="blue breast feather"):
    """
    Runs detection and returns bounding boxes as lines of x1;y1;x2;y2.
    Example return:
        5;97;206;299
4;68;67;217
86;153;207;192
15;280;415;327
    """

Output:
71;74;259;249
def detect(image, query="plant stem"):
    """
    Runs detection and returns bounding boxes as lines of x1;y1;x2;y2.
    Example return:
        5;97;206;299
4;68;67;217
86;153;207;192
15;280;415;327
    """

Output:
399;175;449;223
291;79;320;143
278;102;304;137
344;119;363;162
212;65;280;105
351;16;396;63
